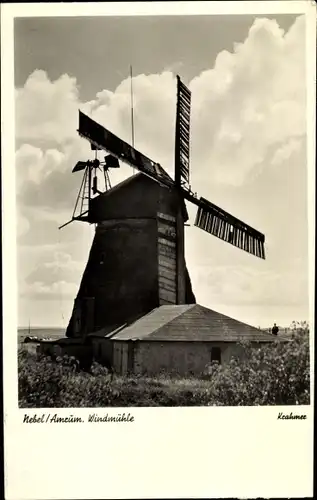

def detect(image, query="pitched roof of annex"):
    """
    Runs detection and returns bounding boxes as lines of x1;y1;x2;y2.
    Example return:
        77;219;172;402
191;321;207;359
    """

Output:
110;304;286;343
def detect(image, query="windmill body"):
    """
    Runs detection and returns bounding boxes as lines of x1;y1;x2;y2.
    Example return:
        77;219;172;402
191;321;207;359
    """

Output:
66;173;196;338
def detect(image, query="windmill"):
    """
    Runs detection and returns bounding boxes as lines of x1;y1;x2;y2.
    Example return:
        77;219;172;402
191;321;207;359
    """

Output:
62;75;265;338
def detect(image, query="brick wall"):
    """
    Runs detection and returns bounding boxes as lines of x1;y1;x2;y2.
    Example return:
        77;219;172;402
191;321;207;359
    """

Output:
127;341;247;376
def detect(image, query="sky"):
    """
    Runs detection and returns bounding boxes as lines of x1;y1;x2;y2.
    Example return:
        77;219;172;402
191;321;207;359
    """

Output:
14;13;310;328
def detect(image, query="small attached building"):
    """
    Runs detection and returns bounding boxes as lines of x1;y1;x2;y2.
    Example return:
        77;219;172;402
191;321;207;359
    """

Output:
89;304;284;376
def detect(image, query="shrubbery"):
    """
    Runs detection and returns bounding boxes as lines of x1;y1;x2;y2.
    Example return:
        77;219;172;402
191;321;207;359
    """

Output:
203;328;310;406
18;327;310;407
18;349;117;407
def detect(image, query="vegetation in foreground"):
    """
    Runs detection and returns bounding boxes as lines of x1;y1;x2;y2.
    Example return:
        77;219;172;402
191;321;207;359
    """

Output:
18;326;310;407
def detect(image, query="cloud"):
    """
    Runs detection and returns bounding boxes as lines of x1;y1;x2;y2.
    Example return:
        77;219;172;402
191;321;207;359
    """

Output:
16;16;305;195
16;141;89;212
82;71;177;170
190;259;308;308
25;251;83;286
189;15;305;187
16;144;66;193
16;70;79;143
17;214;30;238
20;280;78;300
20;251;85;300
271;138;302;166
15;15;308;326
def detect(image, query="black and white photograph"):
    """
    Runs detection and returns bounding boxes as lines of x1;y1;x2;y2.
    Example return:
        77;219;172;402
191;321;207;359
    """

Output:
12;7;314;409
2;2;315;498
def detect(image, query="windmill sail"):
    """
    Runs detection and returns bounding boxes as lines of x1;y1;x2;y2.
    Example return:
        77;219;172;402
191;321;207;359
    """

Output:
175;76;191;187
76;108;265;260
78;111;173;188
72;160;87;173
191;195;265;259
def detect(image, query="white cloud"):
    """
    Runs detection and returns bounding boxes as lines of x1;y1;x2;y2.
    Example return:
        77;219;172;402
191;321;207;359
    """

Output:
16;138;93;213
16;144;66;190
189;15;305;187
26;262;81;287
17;214;30;238
16;70;79;143
190;259;308;308
20;251;85;301
82;71;177;171
20;280;78;300
271;138;302;166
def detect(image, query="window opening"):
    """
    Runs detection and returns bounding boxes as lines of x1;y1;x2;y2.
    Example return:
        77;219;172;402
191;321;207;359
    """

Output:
211;347;221;364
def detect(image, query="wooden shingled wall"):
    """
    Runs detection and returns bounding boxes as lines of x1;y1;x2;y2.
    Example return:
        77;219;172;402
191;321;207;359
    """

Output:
157;212;177;305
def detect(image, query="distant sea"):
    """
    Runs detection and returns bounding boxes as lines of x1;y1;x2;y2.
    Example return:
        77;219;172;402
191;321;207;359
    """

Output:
18;327;65;343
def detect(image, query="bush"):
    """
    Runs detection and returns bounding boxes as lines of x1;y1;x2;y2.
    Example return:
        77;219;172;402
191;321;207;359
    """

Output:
18;326;310;407
204;328;310;406
18;349;117;407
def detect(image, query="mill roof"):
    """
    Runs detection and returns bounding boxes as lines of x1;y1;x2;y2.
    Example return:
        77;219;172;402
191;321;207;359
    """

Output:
110;304;287;342
90;171;189;221
97;172;144;199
